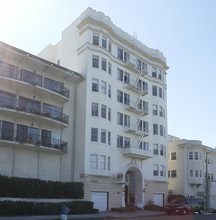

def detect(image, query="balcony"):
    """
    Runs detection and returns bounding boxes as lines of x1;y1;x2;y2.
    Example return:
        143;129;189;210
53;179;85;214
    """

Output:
0;129;68;154
188;178;203;185
124;123;149;137
0;62;70;104
125;101;148;115
125;80;148;96
0;95;69;128
123;146;152;160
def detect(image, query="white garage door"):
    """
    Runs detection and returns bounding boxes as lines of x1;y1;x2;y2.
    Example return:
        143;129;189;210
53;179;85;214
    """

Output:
91;192;108;211
153;193;164;207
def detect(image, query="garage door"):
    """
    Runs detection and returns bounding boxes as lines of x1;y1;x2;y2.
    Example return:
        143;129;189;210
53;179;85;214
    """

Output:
91;192;108;211
153;193;164;207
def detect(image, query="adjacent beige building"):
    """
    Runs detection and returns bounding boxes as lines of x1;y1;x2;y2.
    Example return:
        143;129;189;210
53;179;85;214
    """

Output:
0;8;169;211
168;135;216;209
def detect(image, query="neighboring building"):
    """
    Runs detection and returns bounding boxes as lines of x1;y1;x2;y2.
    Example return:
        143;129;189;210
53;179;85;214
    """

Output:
0;41;83;182
168;135;216;209
0;8;169;211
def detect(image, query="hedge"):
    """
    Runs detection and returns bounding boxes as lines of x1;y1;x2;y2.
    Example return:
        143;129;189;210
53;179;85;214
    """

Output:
0;201;98;216
0;175;83;199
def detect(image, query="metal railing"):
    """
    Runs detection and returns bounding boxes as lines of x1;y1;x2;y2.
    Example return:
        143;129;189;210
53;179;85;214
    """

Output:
0;95;69;124
0;62;70;98
0;128;68;152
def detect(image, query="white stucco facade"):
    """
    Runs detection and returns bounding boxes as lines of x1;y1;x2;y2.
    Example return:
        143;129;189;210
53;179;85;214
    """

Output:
168;135;216;209
0;8;169;211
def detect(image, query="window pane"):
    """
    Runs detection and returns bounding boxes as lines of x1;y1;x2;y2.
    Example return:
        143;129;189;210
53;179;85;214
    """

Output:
2;121;14;141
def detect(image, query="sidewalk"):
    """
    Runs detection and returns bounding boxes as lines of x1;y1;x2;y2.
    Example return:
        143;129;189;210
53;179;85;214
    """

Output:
0;210;165;220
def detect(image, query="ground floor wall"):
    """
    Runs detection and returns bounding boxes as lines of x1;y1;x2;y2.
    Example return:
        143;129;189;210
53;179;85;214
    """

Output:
144;179;168;206
83;175;169;211
83;175;122;210
0;145;68;181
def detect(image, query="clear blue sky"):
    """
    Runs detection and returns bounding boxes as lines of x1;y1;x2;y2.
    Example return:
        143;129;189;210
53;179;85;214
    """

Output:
1;0;216;147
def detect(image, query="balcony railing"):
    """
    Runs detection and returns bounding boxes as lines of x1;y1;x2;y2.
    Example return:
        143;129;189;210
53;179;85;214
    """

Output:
0;128;68;152
123;146;152;160
124;123;149;136
0;61;70;98
0;95;69;124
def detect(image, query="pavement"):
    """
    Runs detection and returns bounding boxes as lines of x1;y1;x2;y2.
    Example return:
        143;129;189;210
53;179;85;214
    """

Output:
0;210;165;219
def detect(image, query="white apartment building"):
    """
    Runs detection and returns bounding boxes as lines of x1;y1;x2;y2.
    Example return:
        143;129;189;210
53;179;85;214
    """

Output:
168;135;216;209
0;8;169;211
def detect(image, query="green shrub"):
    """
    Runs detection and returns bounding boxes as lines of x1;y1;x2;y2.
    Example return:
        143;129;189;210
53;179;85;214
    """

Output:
0;201;97;216
0;175;83;199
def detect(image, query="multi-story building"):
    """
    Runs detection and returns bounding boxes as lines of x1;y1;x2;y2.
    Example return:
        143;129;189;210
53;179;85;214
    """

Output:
168;135;216;209
0;8;169;211
0;41;83;182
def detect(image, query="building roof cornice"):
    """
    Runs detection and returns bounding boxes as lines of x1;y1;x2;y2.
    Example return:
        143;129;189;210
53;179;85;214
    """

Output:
76;8;169;70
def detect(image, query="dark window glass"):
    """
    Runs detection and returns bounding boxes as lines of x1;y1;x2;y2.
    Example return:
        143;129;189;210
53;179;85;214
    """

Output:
41;129;52;147
1;121;14;141
43;103;62;120
44;77;64;95
16;124;28;143
21;69;42;86
28;127;39;145
0;61;19;79
18;96;40;113
0;91;16;109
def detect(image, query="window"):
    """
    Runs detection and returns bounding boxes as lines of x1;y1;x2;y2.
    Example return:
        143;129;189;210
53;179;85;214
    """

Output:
124;93;130;105
108;131;111;145
195;152;199;160
108;41;112;53
101;81;106;95
1;121;14;141
117;90;123;103
90;154;98;169
137;59;141;71
117;68;123;81
16;124;28;143
91;128;98;142
102;36;107;49
142;62;148;72
107;157;111;170
160;145;166;156
92;103;98;116
160;165;166;177
92;55;99;68
200;170;202;178
108;84;111;98
124;72;130;84
189;170;193;177
101;129;106;144
143;121;149;132
171;152;177;160
100;155;106;170
41;129;52;147
108;108;111;121
153;144;159;155
117;47;123;60
153;124;158;135
153;105;158;115
168;170;170;178
117;135;123;148
101;105;106;119
189;152;193;160
152;67;157;77
159;106;163;117
139;141;149;151
158;69;162;79
117;112;123;125
108;62;111;75
28;127;39;145
124;137;130;148
153;165;159;176
101;58;107;71
171;170;177;178
124;114;130;127
160;125;164;136
93;33;99;45
159;87;162;98
92;79;99;92
124;51;130;63
195;170;199;177
152;86;157;96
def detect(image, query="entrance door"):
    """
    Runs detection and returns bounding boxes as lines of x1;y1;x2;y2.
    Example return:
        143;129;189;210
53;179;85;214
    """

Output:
153;193;164;207
125;171;136;206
